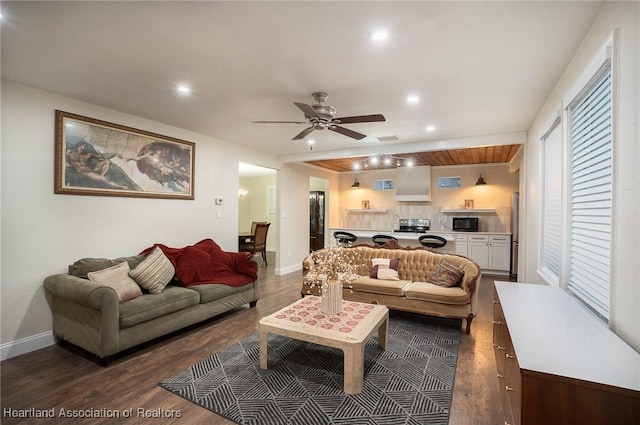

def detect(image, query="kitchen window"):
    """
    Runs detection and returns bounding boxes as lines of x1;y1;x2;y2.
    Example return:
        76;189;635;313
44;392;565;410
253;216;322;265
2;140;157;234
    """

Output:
373;179;394;190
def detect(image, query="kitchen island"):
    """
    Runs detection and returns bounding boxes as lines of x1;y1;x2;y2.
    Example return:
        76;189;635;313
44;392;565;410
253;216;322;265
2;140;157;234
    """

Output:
329;228;512;275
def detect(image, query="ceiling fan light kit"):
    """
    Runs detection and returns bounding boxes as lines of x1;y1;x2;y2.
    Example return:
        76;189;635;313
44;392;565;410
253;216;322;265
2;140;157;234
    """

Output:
253;92;385;142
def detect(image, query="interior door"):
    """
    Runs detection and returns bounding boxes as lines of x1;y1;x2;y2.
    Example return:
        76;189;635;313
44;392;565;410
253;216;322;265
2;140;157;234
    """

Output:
309;191;325;252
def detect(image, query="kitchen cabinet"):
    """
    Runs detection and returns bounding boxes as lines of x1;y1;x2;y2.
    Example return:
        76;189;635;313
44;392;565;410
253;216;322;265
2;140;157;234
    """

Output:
454;234;468;256
493;281;640;425
467;234;510;271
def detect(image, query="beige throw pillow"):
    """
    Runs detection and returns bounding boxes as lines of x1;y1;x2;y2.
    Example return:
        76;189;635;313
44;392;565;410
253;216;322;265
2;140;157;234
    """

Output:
87;261;142;303
377;267;400;280
129;246;175;294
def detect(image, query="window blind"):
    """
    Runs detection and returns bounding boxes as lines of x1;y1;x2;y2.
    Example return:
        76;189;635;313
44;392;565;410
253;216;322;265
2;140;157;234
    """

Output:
541;116;562;284
566;64;612;320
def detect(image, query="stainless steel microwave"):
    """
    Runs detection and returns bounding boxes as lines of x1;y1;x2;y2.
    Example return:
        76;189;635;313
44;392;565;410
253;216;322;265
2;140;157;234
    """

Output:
452;217;479;232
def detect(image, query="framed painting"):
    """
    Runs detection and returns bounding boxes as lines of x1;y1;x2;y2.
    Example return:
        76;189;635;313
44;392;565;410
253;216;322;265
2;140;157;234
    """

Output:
55;110;195;199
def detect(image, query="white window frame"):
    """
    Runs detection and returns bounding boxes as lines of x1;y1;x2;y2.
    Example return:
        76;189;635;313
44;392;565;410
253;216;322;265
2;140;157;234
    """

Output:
538;109;562;286
560;33;615;321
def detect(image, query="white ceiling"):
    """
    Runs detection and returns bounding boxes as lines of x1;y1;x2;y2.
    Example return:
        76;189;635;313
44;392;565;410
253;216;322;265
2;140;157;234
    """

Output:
1;1;604;164
239;162;277;177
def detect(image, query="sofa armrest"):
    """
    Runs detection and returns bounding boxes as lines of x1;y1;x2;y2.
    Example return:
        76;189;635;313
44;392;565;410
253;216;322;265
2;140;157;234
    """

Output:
44;273;122;358
43;274;119;309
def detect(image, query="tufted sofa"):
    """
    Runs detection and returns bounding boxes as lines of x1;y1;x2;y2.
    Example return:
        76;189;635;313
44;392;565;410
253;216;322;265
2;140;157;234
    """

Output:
302;241;481;334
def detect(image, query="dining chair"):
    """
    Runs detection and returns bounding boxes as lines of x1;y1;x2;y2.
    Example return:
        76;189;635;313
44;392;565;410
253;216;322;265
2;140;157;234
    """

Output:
240;222;271;265
251;221;267;234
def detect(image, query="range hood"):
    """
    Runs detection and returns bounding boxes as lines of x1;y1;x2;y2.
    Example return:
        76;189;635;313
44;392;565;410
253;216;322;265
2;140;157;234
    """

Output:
395;165;432;202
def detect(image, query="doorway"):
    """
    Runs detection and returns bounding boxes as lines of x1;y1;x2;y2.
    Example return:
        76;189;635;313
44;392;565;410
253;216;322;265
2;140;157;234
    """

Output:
309;191;325;251
238;162;277;258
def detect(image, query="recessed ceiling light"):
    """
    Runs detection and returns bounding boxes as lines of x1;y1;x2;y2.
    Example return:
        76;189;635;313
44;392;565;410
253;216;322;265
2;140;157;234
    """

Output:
407;95;420;104
369;156;379;165
370;30;389;43
405;159;415;167
426;126;436;132
176;84;192;95
353;162;361;171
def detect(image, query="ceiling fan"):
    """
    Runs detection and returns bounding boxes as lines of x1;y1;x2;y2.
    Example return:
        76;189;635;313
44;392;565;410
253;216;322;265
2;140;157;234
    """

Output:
252;92;385;140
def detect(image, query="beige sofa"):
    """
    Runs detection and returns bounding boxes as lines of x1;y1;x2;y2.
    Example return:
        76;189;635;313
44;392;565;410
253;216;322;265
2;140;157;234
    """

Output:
44;241;260;364
302;241;481;334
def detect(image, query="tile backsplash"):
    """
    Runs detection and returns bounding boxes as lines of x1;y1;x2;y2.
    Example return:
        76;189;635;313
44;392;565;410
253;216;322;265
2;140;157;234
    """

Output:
340;204;512;233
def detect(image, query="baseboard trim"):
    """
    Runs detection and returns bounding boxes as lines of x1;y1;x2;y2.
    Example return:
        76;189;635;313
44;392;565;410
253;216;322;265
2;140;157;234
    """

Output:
275;263;300;276
0;331;55;361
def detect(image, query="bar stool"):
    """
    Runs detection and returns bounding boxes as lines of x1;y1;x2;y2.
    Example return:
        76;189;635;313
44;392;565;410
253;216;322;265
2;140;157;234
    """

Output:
333;231;357;246
418;235;447;249
372;234;398;246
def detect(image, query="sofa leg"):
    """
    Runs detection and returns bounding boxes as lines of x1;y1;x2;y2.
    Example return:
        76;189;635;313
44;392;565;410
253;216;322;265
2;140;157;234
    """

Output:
465;314;474;334
249;301;257;308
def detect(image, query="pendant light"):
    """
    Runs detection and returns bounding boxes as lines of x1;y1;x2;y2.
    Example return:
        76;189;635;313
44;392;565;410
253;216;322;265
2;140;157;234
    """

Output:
475;175;487;185
351;177;360;189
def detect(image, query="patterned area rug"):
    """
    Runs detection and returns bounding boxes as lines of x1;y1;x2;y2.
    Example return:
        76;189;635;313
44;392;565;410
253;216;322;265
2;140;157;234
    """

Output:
159;311;461;425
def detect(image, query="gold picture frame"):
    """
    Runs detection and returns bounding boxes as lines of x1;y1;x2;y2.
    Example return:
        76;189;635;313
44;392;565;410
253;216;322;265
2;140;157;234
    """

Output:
362;200;370;209
55;110;195;199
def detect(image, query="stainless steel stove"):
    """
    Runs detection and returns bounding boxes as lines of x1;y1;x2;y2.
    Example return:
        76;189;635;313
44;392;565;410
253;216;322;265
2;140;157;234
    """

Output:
396;218;431;233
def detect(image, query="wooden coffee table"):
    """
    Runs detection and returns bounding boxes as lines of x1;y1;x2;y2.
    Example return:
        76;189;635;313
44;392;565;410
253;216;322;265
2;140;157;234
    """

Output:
259;296;388;394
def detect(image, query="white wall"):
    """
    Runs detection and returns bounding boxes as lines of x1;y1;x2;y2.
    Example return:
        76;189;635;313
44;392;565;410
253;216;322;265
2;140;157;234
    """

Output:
521;1;640;349
0;80;299;357
275;163;339;275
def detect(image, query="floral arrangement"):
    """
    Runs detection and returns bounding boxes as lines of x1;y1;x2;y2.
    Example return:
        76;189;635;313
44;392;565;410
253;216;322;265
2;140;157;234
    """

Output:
304;240;362;314
304;240;361;291
306;246;360;281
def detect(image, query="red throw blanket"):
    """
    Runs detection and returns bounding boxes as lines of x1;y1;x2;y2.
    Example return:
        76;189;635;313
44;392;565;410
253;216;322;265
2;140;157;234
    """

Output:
140;239;258;287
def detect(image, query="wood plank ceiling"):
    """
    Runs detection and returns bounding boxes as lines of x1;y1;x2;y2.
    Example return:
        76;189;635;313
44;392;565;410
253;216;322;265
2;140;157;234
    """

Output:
305;144;522;172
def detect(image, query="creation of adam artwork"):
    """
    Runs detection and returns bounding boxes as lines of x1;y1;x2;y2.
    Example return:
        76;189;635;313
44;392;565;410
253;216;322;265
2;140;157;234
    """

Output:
55;111;195;199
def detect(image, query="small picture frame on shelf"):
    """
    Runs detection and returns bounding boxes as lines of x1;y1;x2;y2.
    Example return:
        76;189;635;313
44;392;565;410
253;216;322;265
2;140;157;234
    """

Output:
464;199;475;209
361;200;370;209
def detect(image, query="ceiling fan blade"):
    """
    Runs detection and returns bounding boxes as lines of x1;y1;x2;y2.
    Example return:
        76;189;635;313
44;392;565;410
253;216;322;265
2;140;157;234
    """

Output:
334;114;386;124
252;120;307;124
293;102;320;119
293;126;315;140
329;125;366;140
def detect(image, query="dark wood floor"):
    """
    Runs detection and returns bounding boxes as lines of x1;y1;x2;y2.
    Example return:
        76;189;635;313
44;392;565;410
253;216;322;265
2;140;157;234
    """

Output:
0;252;504;425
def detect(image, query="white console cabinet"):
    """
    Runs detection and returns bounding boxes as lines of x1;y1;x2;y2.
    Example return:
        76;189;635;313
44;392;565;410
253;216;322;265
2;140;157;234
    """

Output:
493;282;640;425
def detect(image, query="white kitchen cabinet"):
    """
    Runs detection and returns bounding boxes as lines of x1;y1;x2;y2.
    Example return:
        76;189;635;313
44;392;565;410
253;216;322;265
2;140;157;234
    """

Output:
468;235;490;268
454;234;468;256
466;234;510;272
488;235;511;271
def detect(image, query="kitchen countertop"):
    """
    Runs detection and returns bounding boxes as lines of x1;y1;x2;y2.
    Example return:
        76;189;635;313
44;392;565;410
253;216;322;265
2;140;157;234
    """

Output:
329;228;511;241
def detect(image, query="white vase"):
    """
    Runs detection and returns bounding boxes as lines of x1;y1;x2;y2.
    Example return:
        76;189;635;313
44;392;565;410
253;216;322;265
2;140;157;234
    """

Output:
321;279;343;315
